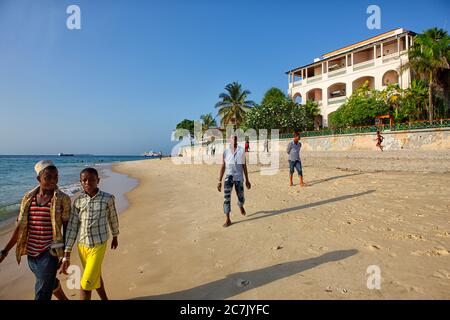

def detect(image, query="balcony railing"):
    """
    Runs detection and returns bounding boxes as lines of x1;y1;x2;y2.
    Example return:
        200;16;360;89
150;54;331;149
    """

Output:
328;67;346;77
353;59;375;71
328;96;346;105
292;80;302;87
306;75;323;84
382;52;400;63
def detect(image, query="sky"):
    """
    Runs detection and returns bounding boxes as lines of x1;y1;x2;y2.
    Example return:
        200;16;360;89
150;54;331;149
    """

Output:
0;0;448;155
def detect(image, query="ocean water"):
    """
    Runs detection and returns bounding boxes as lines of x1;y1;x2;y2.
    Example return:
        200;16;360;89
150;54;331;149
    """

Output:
0;155;147;223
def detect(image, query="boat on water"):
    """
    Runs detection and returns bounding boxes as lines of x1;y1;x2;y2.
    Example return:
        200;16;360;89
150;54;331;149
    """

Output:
142;151;162;158
58;153;74;156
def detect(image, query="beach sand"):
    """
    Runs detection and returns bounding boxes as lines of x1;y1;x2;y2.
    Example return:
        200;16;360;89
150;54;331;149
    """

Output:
1;151;450;299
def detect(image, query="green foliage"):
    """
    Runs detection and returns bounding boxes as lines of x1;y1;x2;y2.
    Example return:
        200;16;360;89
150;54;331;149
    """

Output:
200;113;217;131
175;119;195;137
261;87;286;106
329;82;390;128
215;82;256;128
244;97;312;133
403;27;450;122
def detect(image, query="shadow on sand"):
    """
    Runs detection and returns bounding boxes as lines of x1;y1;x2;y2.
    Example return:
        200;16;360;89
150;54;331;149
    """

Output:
133;249;358;300
234;190;375;225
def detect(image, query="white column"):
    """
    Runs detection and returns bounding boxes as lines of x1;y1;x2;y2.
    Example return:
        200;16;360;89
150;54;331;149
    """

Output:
397;37;400;56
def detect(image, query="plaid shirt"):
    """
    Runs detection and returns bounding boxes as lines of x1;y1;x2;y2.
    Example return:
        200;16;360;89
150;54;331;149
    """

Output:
15;186;71;264
64;190;119;252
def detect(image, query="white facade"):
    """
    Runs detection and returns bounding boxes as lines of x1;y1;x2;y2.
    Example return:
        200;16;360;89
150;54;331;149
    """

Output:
287;28;415;127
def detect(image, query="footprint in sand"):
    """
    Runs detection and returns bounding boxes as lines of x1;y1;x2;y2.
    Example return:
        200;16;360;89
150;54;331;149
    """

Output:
129;282;137;291
215;262;223;269
433;270;450;279
368;244;382;251
236;279;250;288
436;231;450;238
411;247;450;256
137;266;144;274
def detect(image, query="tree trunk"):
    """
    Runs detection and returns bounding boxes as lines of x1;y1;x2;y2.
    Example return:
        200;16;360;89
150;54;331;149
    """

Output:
428;73;433;123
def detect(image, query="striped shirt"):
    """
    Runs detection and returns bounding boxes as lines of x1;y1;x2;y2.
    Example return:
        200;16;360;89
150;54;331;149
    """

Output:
26;197;53;257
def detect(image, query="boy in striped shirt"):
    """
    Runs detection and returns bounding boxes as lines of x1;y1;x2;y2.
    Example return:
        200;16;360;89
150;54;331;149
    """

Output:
0;160;70;300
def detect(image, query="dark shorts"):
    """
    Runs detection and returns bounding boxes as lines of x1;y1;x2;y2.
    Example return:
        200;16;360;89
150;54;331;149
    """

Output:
289;160;303;176
27;249;60;300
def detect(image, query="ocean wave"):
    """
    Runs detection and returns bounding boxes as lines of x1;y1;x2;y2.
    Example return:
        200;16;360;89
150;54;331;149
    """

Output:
59;183;83;197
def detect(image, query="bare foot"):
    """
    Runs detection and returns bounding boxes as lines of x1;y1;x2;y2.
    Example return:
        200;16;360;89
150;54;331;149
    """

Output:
300;183;306;187
223;220;232;227
240;207;246;216
289;182;293;186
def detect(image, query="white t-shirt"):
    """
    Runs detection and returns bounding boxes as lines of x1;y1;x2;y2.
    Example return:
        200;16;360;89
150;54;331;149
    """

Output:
224;146;245;181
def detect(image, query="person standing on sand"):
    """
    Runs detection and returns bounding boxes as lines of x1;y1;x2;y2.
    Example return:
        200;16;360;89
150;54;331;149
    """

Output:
0;160;70;300
287;132;306;187
217;135;251;227
375;130;384;151
60;167;119;300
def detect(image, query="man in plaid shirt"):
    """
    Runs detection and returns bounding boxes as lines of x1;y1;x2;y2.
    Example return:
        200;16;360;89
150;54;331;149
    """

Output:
60;167;119;300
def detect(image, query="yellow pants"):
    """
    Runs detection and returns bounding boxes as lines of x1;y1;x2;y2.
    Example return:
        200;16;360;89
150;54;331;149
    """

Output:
77;242;107;291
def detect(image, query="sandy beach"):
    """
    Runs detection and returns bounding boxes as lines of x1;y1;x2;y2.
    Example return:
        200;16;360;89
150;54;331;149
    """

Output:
1;150;450;299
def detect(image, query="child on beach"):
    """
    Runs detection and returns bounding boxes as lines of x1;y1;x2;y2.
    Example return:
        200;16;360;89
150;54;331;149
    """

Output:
287;132;306;187
0;160;70;300
60;167;119;300
375;130;384;151
217;135;251;227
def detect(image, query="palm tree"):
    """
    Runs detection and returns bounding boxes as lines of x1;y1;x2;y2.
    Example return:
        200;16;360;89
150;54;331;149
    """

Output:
215;82;256;128
402;28;450;122
200;113;217;131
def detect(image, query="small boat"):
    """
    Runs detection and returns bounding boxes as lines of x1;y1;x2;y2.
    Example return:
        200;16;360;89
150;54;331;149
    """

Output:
58;153;74;157
142;151;162;158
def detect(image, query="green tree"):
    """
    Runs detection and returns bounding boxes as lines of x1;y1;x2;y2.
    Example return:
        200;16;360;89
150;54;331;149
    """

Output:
304;100;320;119
261;87;286;106
200;113;217;131
400;79;428;121
244;98;312;133
329;82;389;128
175;119;195;137
215;82;256;128
402;28;450;122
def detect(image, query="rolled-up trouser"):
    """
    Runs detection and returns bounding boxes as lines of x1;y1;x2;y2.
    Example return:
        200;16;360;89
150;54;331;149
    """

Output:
223;175;245;214
289;160;303;177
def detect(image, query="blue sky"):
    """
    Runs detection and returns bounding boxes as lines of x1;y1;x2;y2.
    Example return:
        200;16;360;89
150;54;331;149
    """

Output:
0;0;448;155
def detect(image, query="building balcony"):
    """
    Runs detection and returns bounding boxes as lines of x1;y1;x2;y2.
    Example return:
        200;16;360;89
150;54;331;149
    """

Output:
353;59;375;71
328;96;346;105
306;75;323;84
328;67;346;77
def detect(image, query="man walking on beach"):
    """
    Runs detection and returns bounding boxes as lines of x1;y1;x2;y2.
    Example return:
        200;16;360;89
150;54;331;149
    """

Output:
217;135;251;227
287;132;306;187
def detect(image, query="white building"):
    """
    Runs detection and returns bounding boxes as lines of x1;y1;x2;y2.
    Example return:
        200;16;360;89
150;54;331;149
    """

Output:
286;28;416;127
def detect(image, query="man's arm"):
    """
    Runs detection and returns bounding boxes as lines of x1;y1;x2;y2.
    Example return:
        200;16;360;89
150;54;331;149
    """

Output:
286;141;292;155
217;153;226;192
60;204;80;274
0;224;19;263
243;153;251;189
107;196;119;250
